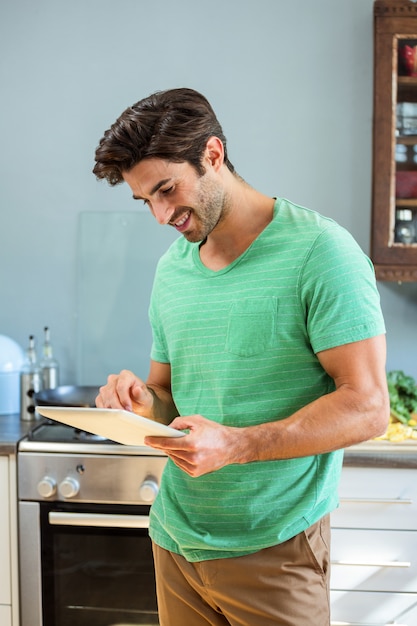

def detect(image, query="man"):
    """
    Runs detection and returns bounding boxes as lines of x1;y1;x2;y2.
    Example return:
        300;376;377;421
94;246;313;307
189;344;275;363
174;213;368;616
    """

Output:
93;87;389;626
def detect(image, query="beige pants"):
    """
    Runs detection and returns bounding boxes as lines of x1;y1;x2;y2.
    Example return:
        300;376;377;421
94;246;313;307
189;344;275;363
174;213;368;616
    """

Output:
152;515;331;626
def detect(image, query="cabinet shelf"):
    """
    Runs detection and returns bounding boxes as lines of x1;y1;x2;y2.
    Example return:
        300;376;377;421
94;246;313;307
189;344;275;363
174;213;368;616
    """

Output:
398;75;417;85
396;135;417;144
396;197;417;205
371;0;417;281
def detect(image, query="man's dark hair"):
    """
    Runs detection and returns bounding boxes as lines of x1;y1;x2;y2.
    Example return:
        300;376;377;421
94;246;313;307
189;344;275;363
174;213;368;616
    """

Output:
93;88;235;185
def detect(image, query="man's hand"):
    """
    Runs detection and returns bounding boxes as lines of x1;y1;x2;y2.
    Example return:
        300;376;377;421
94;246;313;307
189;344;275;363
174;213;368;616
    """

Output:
96;361;178;424
145;414;242;477
96;369;154;415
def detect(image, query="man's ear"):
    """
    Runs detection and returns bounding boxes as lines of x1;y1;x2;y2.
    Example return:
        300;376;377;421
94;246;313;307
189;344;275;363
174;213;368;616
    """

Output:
205;136;225;172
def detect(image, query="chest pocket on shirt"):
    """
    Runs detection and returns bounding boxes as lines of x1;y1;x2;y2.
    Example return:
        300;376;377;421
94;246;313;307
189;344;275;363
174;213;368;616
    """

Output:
225;297;278;357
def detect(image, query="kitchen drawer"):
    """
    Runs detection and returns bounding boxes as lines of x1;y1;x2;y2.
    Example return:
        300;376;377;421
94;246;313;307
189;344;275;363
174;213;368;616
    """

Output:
331;528;417;592
330;590;417;626
0;605;11;626
0;457;11;605
333;466;417;530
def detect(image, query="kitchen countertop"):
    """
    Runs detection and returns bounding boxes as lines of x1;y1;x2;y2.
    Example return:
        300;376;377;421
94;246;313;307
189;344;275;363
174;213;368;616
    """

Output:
0;413;38;454
0;412;416;467
343;440;417;469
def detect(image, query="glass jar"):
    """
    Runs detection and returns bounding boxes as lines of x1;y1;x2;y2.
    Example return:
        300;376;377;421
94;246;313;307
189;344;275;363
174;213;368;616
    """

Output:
394;208;416;244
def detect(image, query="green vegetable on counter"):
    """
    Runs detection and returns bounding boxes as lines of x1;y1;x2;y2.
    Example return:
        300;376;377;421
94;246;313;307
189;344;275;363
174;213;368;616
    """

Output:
387;370;417;425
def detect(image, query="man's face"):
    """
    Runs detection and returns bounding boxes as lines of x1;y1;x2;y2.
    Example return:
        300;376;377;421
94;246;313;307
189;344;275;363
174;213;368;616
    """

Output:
122;158;230;243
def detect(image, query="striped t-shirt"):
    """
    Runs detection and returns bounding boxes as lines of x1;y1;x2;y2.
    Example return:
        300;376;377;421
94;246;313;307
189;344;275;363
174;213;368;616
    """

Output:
148;197;385;562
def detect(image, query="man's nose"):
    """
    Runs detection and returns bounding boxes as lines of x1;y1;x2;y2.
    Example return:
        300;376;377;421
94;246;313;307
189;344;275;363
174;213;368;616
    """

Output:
152;200;173;225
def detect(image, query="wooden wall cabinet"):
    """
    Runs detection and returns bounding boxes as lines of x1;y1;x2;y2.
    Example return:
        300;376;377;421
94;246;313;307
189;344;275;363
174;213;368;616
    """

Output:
372;0;417;281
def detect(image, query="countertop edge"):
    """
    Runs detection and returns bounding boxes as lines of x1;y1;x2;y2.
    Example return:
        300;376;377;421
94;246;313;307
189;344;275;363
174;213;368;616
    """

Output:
343;441;417;468
1;413;417;468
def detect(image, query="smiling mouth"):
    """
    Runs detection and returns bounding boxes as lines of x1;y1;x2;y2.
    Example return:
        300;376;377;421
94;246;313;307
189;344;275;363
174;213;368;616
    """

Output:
171;210;191;231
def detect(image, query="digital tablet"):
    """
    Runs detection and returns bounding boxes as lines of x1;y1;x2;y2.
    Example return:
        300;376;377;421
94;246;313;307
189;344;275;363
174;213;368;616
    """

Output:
35;406;186;446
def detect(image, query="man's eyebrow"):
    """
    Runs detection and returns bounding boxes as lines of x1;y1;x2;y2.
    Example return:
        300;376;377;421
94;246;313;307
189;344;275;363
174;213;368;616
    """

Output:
132;178;171;201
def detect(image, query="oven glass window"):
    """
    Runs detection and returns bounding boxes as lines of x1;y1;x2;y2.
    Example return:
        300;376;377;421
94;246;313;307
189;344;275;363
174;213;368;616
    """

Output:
41;503;159;626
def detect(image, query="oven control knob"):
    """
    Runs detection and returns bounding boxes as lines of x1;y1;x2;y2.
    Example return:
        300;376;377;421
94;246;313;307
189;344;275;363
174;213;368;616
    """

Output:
139;477;159;503
59;477;80;499
37;477;57;499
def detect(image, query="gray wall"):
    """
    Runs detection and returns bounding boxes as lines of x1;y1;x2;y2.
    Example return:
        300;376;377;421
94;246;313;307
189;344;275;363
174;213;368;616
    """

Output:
1;0;416;384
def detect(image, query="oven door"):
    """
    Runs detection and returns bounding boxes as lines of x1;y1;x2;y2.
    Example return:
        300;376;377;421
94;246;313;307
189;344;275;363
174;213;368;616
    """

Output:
19;501;159;626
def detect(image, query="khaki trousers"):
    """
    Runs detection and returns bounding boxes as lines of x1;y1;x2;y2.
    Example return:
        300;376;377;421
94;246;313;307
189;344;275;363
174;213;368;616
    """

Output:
152;515;331;626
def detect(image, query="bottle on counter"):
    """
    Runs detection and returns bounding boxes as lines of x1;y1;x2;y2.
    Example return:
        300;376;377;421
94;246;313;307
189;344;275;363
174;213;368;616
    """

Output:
20;335;42;421
40;326;59;390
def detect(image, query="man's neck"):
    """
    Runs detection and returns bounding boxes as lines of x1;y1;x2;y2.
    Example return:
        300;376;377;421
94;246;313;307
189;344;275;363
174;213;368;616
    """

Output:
199;185;275;271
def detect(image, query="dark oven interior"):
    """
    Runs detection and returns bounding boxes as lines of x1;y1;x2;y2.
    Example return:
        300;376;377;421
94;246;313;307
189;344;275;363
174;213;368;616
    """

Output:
40;502;158;626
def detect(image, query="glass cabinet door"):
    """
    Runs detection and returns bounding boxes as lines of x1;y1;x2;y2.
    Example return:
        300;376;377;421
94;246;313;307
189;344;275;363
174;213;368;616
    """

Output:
395;39;417;244
371;1;417;281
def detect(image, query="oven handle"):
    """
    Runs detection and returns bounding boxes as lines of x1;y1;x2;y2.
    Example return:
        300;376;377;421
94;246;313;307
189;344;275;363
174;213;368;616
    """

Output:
49;511;150;529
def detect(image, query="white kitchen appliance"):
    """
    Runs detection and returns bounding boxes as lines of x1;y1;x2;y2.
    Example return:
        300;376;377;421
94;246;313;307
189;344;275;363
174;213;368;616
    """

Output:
0;334;24;415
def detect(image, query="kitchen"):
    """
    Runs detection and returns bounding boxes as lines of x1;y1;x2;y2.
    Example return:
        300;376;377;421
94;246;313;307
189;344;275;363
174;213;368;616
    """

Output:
1;0;417;625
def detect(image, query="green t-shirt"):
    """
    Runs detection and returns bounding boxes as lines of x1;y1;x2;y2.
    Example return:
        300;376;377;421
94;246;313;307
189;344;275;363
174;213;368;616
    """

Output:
148;198;385;562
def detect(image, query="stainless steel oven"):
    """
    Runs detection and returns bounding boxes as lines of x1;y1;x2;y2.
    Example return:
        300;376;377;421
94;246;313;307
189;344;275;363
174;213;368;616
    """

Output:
18;422;167;626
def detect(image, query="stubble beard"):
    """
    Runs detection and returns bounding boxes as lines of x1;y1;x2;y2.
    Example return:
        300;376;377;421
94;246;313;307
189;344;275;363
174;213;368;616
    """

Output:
182;177;231;244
